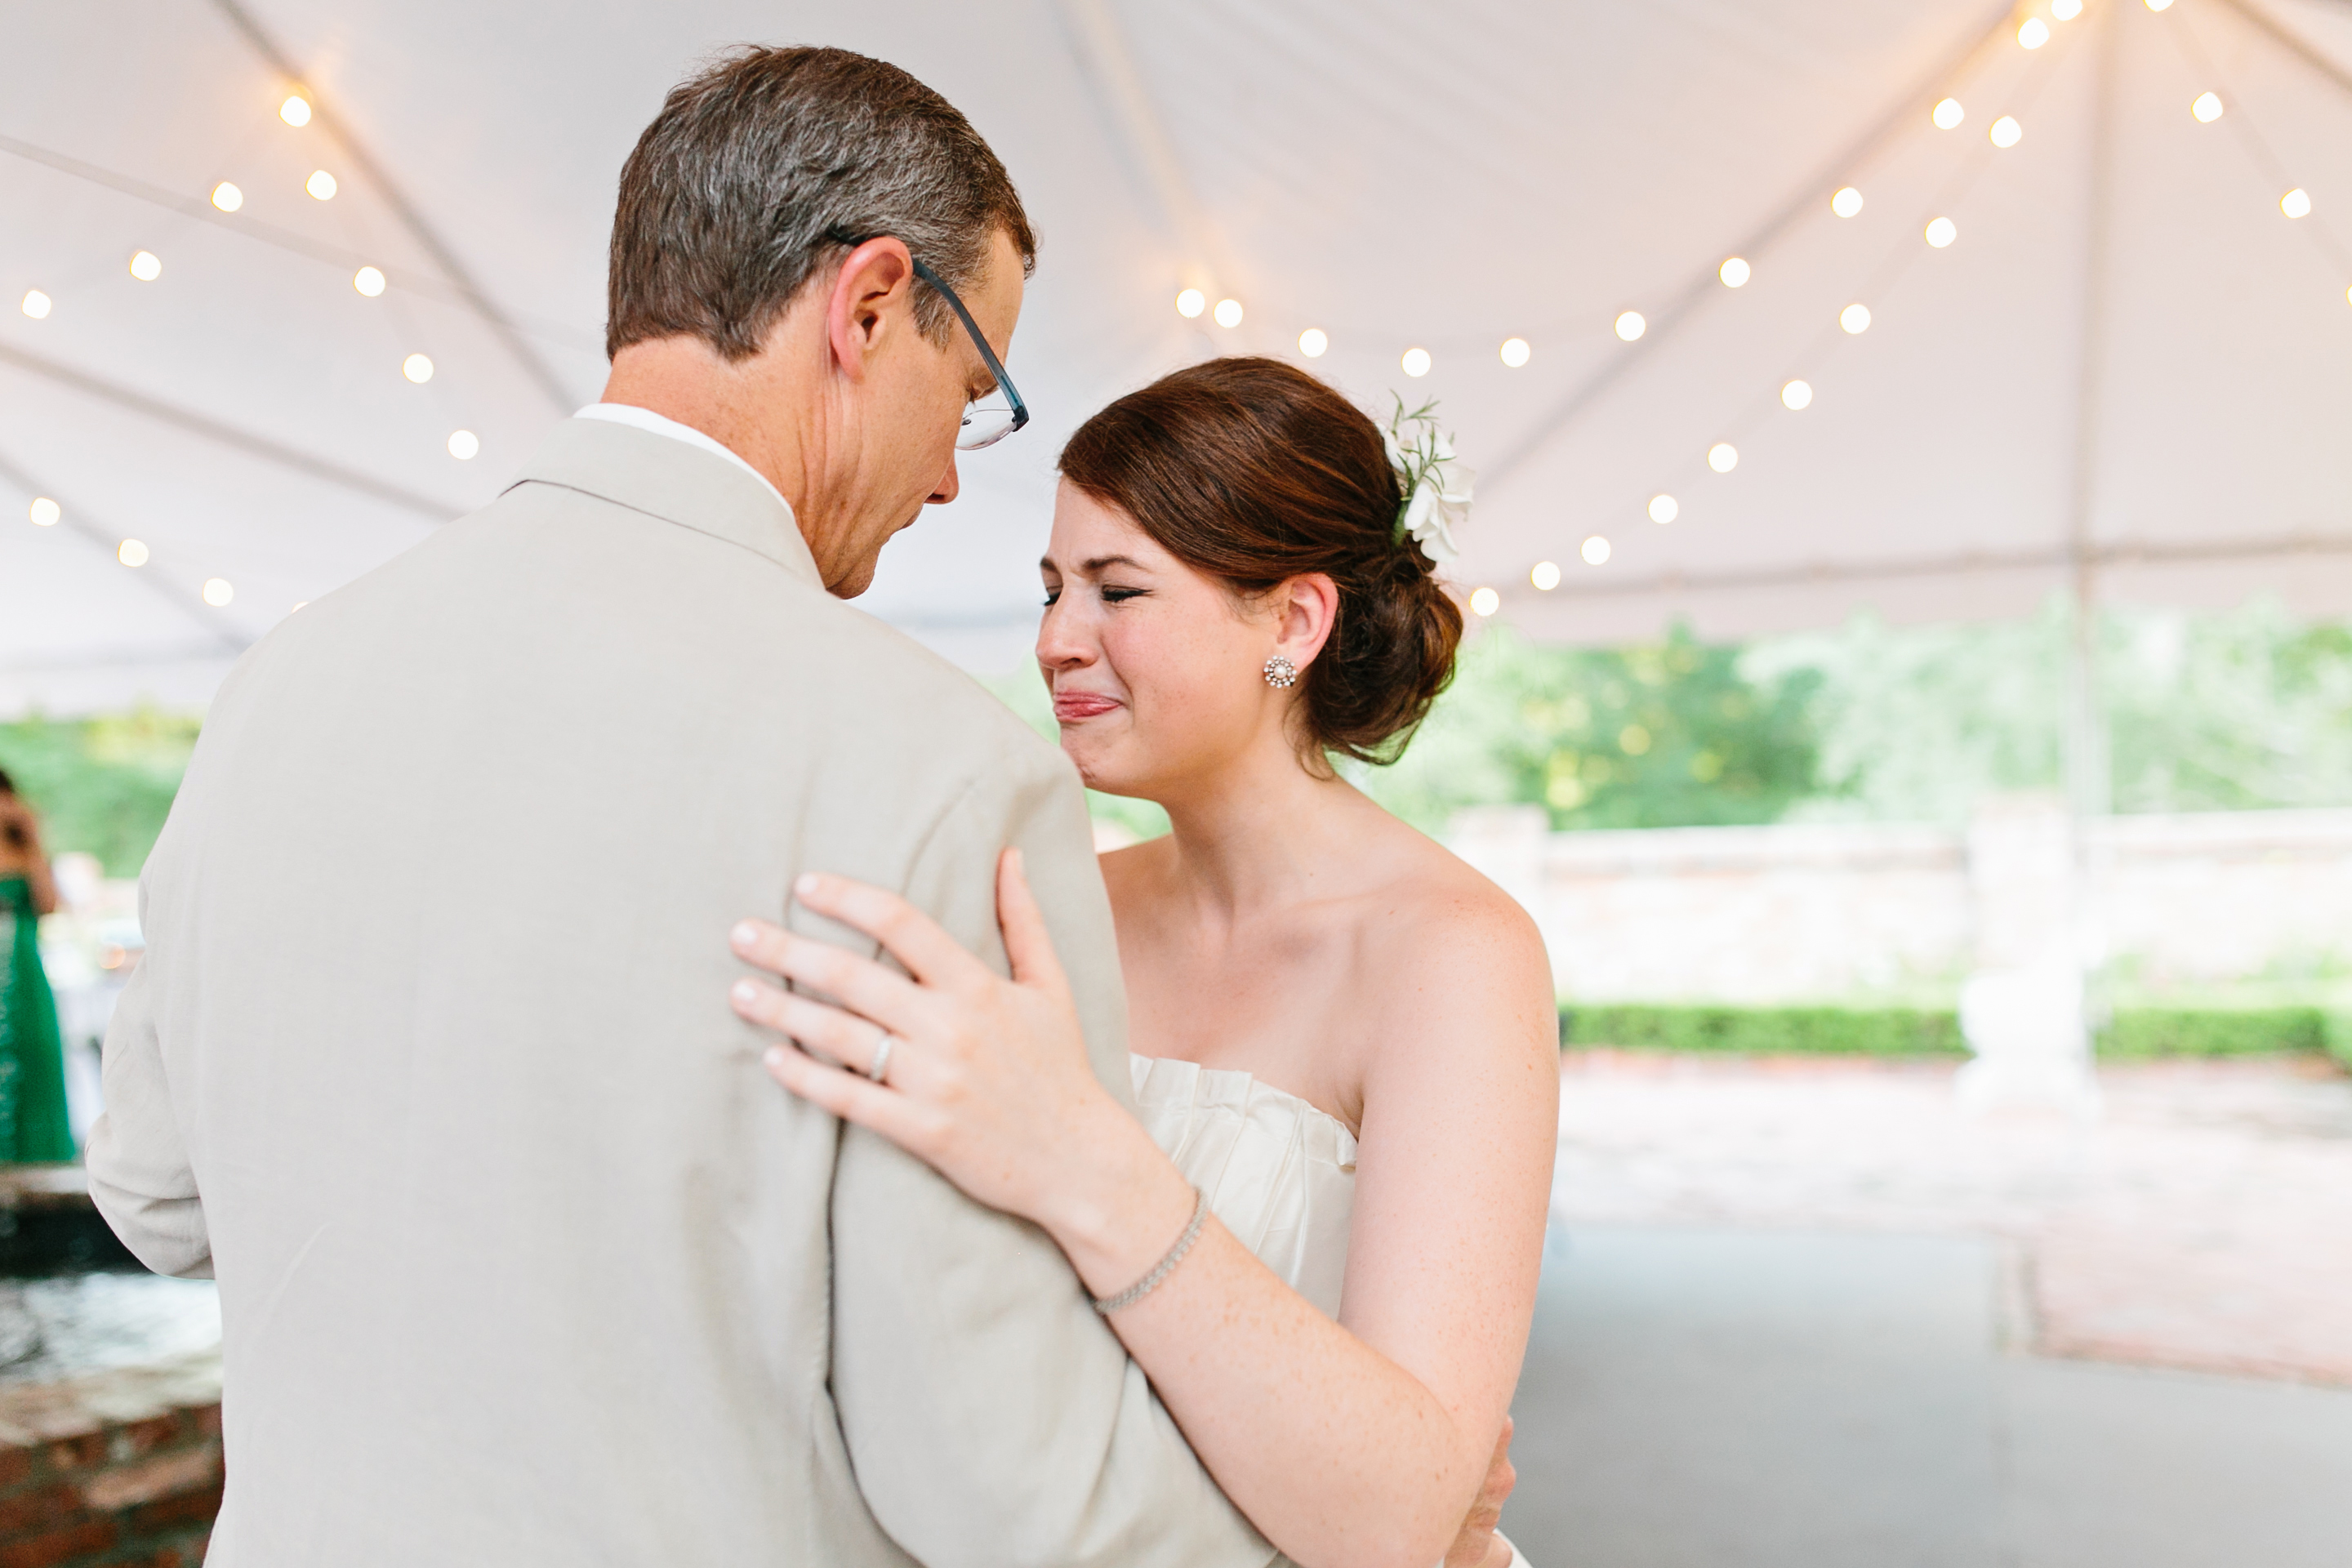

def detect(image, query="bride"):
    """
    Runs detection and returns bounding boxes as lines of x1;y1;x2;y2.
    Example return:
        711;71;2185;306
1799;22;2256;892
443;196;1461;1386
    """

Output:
726;357;1558;1568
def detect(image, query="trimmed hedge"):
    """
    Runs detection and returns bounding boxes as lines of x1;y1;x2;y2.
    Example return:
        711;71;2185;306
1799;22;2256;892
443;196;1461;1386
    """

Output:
1561;1003;2352;1064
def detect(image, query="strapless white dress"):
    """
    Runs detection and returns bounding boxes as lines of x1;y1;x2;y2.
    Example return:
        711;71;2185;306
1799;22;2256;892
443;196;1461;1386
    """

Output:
1129;1055;1533;1568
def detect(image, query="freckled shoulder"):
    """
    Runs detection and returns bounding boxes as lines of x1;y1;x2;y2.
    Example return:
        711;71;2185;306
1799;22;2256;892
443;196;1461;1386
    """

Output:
1351;832;1555;1069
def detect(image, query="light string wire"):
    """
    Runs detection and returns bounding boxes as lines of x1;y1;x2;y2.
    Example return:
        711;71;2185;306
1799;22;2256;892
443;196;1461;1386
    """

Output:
2167;1;2352;274
1516;9;2084;590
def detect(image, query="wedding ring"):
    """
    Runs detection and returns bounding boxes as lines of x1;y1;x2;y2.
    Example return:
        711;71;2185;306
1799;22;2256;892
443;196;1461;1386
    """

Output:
866;1032;898;1085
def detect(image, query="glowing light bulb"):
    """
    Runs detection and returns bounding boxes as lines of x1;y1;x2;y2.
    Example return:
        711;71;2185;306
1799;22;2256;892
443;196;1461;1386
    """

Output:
1925;216;1958;248
448;430;480;460
128;250;162;281
1213;297;1243;328
1614;310;1646;341
2054;0;2082;18
2192;92;2223;122
1708;443;1739;474
1499;336;1531;368
1832;186;1864;218
1401;346;1432;377
402;353;434;383
1933;98;1965;129
118;539;149;567
1298;327;1329;358
210;181;243;212
1174;288;1206;318
2283;188;2312;219
29;497;60;527
353;266;386;296
1469;586;1500;617
1581;536;1611;566
1840;303;1873;334
1781;380;1814;411
279;94;312;127
203;578;234;607
1531;561;1561;591
20;290;51;319
1649;494;1679;525
2147;0;2174;11
2018;17;2050;48
1990;115;2023;149
1720;256;1751;287
306;169;337;201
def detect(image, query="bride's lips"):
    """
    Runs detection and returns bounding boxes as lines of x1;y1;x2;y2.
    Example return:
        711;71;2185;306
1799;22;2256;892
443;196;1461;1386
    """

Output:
1053;691;1122;722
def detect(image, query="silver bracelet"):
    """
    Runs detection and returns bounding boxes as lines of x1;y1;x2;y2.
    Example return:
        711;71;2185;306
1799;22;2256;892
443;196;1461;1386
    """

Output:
1093;1186;1209;1315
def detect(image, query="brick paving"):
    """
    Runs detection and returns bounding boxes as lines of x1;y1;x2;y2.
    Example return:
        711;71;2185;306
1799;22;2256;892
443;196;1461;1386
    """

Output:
1552;1052;2352;1384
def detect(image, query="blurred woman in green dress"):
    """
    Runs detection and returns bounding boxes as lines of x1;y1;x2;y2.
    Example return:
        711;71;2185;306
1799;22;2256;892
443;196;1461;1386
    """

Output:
0;768;76;1163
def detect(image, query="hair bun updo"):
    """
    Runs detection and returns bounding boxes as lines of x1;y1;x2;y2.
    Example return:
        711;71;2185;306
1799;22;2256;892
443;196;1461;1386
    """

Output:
1058;357;1465;764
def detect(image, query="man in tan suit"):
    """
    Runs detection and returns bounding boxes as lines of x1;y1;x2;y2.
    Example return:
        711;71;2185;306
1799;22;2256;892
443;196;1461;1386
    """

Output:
87;47;1274;1567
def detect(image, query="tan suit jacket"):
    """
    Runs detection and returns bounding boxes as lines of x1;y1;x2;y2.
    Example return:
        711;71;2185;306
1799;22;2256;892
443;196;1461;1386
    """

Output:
86;418;1275;1567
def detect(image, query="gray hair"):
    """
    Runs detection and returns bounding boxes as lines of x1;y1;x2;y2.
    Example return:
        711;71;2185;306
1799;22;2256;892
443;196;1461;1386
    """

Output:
606;47;1036;360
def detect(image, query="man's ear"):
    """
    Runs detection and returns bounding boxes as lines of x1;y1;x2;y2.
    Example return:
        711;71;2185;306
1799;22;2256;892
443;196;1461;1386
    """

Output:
1272;573;1340;671
825;238;916;384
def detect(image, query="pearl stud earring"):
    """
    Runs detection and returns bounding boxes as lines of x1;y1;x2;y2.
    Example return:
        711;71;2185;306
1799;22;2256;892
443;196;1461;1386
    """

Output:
1263;655;1298;688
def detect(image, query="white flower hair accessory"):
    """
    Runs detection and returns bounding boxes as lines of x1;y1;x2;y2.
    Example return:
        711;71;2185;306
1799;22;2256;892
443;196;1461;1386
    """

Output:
1381;398;1473;567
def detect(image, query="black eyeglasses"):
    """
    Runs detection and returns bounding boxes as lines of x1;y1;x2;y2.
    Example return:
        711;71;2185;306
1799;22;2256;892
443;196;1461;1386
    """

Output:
827;228;1028;450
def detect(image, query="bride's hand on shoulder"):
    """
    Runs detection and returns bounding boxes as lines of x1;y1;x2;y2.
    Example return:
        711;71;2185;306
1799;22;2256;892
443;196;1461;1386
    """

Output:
727;849;1165;1236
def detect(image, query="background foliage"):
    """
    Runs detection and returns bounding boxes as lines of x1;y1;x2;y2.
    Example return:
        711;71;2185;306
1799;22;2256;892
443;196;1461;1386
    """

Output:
0;710;201;876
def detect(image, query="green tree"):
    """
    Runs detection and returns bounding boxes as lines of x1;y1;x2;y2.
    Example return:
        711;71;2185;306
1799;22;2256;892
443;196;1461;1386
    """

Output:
0;710;202;875
1371;624;1821;832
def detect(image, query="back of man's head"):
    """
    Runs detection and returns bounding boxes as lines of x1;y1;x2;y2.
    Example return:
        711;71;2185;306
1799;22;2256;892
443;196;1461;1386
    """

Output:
608;47;1036;362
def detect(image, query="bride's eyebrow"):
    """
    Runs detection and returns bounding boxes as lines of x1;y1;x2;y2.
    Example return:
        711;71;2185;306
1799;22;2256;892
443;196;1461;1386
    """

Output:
1080;555;1150;574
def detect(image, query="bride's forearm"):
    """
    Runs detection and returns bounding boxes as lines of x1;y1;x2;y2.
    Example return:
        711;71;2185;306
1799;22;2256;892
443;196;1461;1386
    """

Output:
1036;1109;1484;1568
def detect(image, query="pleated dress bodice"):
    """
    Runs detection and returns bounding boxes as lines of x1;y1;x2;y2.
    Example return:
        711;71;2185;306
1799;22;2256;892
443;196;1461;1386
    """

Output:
1129;1054;1359;1320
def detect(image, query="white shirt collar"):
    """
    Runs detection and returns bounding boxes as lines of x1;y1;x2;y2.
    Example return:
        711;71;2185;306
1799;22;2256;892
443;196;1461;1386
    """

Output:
572;403;788;511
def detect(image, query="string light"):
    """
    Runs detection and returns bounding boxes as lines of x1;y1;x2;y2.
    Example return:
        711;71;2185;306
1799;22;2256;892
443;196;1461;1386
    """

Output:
2018;17;2051;49
1470;586;1500;616
1531;560;1561;590
1649;494;1679;524
1213;297;1243;327
448;430;480;460
1720;256;1751;287
202;578;234;607
1832;186;1864;218
353;266;386;296
1933;98;1965;130
1925;216;1958;248
1781;379;1814;411
1581;536;1612;565
1298;327;1329;357
20;290;50;319
279;94;311;127
2192;92;2224;122
1841;302;1873;333
1615;311;1646;341
2053;0;2082;18
1499;336;1531;368
2282;189;2312;219
402;353;434;383
29;498;60;527
1708;443;1739;473
118;539;149;567
1174;288;1205;318
1401;346;1432;377
2147;0;2174;11
210;181;243;212
1990;116;2023;149
306;169;337;201
128;251;162;281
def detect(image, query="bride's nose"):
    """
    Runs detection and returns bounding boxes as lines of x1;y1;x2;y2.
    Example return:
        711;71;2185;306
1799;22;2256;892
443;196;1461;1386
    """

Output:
1035;597;1095;670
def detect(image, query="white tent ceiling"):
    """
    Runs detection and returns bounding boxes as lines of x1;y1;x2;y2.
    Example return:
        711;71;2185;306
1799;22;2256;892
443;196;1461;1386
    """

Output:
3;0;2350;715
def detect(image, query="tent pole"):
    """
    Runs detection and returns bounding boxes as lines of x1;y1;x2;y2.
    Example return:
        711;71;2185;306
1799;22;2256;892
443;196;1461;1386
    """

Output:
2061;0;2124;1074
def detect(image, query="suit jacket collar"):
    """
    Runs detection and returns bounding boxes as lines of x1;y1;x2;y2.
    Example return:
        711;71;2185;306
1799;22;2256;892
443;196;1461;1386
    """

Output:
506;416;823;588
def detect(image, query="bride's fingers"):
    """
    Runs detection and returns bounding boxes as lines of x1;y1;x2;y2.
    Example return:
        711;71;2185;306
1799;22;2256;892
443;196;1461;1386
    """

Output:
729;919;934;1036
761;1037;944;1153
791;873;991;993
995;849;1071;999
730;978;907;1079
